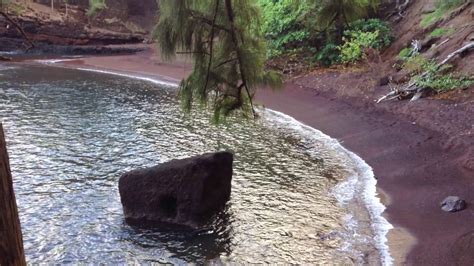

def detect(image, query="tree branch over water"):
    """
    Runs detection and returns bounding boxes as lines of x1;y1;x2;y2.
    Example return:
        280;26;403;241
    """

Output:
154;0;282;122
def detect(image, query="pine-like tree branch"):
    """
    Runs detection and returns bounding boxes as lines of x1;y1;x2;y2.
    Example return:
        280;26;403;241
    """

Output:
189;10;231;33
215;57;238;68
176;51;210;55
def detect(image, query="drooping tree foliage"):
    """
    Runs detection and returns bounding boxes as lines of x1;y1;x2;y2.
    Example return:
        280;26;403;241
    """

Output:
154;0;282;122
306;0;380;40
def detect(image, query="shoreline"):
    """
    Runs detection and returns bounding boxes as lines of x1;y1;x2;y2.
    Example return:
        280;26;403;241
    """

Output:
265;108;394;265
19;46;473;265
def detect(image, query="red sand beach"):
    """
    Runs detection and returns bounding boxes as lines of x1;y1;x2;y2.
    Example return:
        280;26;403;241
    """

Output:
50;47;474;265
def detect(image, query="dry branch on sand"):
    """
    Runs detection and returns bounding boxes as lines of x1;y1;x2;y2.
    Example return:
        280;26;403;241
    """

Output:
377;41;474;103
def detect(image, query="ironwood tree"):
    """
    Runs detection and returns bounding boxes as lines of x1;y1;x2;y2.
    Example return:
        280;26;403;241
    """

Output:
154;0;282;122
0;124;26;266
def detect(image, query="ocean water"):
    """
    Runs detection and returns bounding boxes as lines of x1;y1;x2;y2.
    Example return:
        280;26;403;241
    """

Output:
0;63;391;264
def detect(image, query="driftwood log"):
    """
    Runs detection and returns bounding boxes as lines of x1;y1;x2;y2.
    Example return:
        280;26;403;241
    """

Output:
0;123;26;266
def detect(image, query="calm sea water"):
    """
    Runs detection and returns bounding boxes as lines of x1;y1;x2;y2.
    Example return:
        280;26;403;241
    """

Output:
0;63;387;264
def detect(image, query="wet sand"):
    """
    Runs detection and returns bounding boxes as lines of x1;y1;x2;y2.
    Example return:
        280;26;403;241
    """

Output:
44;47;473;265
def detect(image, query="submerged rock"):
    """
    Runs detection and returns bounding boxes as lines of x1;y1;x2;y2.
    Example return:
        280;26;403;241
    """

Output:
119;152;233;228
440;196;466;212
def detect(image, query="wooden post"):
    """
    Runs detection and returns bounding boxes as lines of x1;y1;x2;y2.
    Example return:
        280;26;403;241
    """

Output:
0;123;26;266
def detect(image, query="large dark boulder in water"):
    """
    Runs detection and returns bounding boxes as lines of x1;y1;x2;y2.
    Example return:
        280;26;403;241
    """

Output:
119;152;233;228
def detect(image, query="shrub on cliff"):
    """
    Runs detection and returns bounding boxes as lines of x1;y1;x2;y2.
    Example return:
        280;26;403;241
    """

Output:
339;30;379;63
345;19;392;49
337;19;392;64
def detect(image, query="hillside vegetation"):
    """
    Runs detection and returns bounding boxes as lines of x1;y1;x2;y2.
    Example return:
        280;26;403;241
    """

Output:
257;0;473;97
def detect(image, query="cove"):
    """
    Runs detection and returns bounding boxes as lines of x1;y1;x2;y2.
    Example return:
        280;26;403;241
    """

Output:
0;63;391;264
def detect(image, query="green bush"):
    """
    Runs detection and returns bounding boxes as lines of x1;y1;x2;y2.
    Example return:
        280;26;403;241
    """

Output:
339;30;379;63
346;19;392;48
398;47;415;60
314;42;340;66
337;19;392;64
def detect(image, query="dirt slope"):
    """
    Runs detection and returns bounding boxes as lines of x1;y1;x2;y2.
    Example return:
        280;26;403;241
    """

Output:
383;0;473;75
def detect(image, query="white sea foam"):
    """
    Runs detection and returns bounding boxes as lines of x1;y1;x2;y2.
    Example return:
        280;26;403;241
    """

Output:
35;58;80;64
75;67;180;88
36;58;180;88
263;109;393;266
0;51;20;55
48;65;394;265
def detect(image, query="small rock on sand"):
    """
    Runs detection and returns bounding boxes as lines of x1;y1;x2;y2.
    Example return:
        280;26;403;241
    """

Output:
440;196;466;212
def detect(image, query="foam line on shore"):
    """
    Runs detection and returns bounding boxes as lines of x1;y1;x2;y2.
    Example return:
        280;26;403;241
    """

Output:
263;109;394;265
36;58;80;64
75;67;180;88
36;59;181;88
55;65;394;265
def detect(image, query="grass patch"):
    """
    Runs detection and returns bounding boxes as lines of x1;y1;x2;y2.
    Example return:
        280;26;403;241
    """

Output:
420;10;445;28
429;27;455;38
420;0;464;28
398;47;414;60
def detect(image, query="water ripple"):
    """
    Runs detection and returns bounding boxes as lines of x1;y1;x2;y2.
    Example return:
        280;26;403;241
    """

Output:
0;65;373;264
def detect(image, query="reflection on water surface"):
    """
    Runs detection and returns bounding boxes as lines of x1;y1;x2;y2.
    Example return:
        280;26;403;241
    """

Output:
0;64;367;264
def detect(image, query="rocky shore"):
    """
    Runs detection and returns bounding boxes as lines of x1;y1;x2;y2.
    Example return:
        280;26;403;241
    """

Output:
0;1;151;55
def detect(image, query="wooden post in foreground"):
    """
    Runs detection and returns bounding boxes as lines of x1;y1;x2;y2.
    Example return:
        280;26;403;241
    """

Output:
0;123;26;266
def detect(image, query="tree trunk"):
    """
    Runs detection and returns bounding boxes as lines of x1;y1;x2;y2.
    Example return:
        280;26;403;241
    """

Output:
51;0;54;11
224;0;255;117
0;123;26;266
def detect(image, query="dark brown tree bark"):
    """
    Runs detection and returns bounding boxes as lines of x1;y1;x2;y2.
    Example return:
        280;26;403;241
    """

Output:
0;123;26;266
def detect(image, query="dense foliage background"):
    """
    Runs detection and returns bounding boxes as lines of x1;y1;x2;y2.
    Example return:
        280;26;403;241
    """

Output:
256;0;392;65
